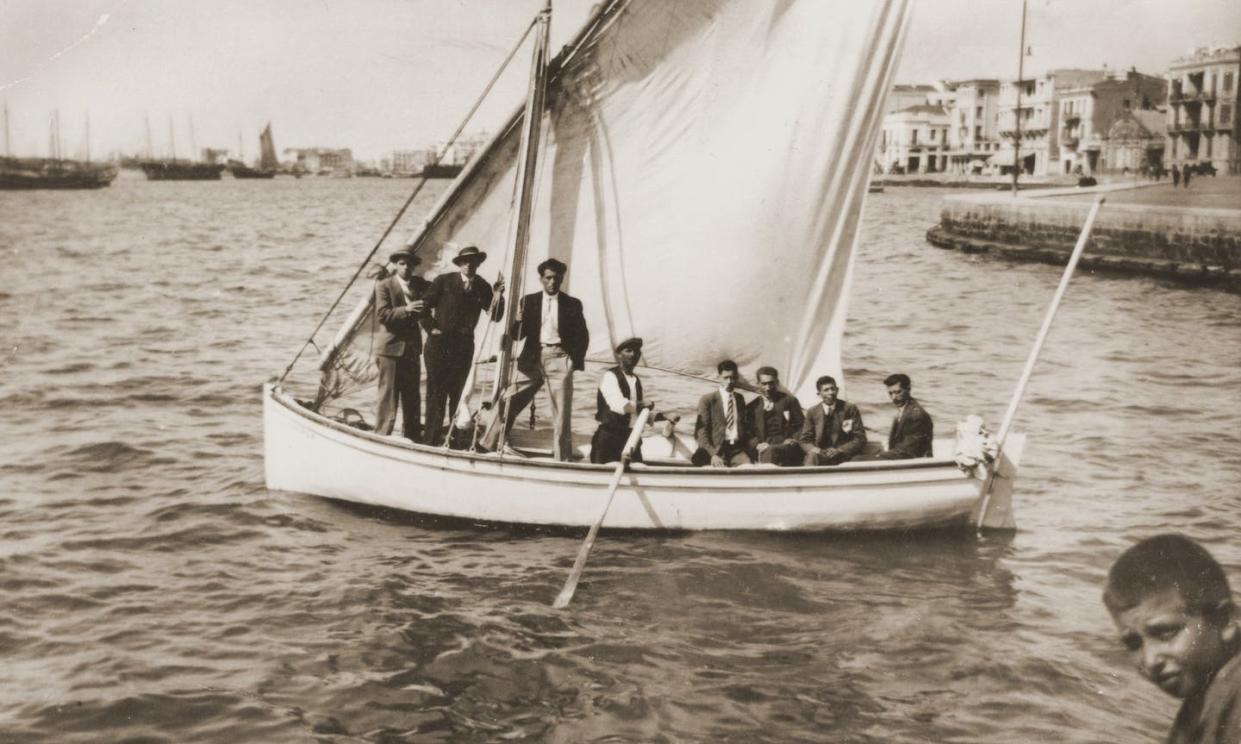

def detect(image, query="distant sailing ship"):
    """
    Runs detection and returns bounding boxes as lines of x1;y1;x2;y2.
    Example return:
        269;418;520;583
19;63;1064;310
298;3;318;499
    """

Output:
139;114;226;181
415;162;464;179
0;105;117;190
228;124;278;179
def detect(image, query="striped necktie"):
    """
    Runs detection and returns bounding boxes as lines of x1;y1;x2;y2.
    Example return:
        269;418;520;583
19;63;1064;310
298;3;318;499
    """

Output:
725;394;735;437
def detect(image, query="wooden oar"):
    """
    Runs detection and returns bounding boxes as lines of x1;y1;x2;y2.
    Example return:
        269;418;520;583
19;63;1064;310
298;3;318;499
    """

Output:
553;407;651;609
975;195;1105;531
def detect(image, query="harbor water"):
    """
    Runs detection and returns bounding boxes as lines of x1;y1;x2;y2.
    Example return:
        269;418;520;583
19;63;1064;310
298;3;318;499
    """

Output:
1;176;1239;742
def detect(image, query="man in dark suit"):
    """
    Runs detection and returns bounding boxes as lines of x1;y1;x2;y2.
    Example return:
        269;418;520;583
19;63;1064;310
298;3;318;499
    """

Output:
480;258;588;460
373;245;428;439
420;245;504;446
799;375;866;466
746;366;804;466
875;372;934;459
692;359;752;467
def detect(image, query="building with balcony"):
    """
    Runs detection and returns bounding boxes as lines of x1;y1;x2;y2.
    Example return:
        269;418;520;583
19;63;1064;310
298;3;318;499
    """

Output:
284;147;354;175
878;104;951;174
1167;45;1241;174
996;69;1106;176
1101;109;1167;174
1058;69;1167;175
941;79;1001;174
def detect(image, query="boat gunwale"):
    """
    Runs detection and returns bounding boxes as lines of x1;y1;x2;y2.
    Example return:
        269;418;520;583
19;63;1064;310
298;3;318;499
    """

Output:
268;383;968;478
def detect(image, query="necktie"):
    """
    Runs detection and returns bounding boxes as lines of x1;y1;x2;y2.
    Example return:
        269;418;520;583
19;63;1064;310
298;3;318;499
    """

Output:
725;394;735;437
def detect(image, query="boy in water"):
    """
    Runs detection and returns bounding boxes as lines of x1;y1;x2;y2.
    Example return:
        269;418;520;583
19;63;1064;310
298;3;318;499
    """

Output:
1103;534;1241;744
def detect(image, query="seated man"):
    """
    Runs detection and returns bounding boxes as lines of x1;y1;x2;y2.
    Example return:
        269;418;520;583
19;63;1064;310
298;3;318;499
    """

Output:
876;372;933;459
692;360;752;467
591;337;652;464
1103;534;1241;744
746;366;804;466
799;375;866;466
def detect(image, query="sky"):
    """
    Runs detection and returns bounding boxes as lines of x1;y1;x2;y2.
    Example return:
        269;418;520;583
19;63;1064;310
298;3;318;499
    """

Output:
2;0;1238;162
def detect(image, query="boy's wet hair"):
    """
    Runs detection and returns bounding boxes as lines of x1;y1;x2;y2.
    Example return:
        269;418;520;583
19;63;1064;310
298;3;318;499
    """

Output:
1104;533;1233;617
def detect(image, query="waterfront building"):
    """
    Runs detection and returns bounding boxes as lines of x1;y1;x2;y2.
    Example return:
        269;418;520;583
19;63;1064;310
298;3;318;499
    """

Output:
389;149;431;176
1102;109;1167;174
884;84;937;115
878;103;950;174
1167;45;1241;175
1058;69;1167;175
942;79;1002;174
284;147;354;175
996;68;1105;177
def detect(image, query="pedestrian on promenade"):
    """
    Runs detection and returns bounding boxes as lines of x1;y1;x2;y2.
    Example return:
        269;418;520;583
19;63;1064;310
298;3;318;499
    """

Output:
1182;163;1192;188
1172;166;1181;187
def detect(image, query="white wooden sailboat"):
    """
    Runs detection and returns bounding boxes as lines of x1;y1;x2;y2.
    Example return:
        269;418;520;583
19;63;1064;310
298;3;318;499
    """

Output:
264;0;1036;533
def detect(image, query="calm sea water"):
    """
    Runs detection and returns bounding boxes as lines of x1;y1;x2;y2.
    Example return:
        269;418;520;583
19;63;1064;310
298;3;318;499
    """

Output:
1;174;1238;743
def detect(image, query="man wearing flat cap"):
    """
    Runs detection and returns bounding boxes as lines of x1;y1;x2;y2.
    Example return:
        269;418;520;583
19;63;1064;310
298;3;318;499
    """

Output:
480;257;588;460
373;244;429;440
420;245;505;446
590;337;656;464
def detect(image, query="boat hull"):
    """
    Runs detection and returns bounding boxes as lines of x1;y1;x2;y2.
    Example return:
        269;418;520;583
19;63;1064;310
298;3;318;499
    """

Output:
140;161;226;180
263;385;1024;532
0;158;117;189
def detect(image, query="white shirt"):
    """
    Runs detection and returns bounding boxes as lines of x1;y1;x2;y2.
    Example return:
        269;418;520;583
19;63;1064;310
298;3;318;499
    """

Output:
395;275;412;302
820;402;836;417
540;291;561;345
719;387;739;441
600;368;639;423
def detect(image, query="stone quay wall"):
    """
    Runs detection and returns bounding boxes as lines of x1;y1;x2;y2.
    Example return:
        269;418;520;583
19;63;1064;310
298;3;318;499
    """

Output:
926;193;1241;291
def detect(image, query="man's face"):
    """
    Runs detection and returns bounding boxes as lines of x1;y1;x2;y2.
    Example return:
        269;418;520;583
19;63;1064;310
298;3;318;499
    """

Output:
757;374;778;399
459;259;479;278
886;383;910;407
1111;589;1237;699
393;257;414;281
540;269;563;295
618;346;640;371
719;367;738;392
818;382;839;406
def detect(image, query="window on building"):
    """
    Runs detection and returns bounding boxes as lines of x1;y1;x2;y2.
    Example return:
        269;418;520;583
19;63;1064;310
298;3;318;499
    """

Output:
976;105;983;117
1123;99;1130;110
912;130;918;145
975;125;982;140
1225;73;1235;93
1205;136;1212;158
1221;104;1232;127
929;129;936;142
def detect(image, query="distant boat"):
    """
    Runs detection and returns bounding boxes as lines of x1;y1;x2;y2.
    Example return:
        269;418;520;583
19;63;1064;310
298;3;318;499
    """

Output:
0;105;116;189
139;160;226;180
416;162;464;179
0;156;117;190
229;123;278;179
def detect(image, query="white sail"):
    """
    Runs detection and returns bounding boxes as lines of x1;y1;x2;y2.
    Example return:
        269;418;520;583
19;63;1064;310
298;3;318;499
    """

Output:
406;0;911;400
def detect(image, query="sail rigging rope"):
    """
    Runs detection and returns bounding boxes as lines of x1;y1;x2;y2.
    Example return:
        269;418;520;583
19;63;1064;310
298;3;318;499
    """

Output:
276;14;539;385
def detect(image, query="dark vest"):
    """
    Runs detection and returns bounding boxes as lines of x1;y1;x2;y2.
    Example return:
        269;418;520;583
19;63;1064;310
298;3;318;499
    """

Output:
761;405;788;442
596;366;642;428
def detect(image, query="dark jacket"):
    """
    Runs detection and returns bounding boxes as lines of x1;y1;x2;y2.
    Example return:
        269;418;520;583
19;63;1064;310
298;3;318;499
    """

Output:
798;400;867;460
694;389;752;456
878;398;934;459
513;290;589;371
747;391;805;449
595;366;642;429
420;271;503;337
374;274;429;358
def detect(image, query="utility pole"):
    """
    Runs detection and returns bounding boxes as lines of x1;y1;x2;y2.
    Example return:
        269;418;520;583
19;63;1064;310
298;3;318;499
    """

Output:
1012;0;1028;196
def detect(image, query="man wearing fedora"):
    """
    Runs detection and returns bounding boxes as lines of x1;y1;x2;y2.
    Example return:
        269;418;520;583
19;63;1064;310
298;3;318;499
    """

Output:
373;244;429;440
480;257;588;460
420;245;504;446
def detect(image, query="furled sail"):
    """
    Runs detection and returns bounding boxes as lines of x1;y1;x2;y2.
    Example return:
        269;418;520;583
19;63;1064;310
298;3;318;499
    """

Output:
392;0;909;401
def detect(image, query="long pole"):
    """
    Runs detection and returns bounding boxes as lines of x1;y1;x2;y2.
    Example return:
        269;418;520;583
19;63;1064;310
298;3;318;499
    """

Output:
168;117;176;160
554;407;651;609
493;0;552;453
976;196;1104;530
84;111;91;162
189;115;198;162
1011;0;1027;195
3;99;10;157
144;113;153;160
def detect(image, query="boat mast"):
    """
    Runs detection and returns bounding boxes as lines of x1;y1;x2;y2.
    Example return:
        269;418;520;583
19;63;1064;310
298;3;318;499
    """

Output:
1011;0;1027;195
145;113;153;159
84;111;91;163
3;100;10;158
189;115;199;162
492;0;552;453
168;116;176;160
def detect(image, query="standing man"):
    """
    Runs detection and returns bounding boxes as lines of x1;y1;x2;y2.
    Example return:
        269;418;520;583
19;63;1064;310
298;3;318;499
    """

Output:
1182;162;1193;189
480;258;588;460
876;372;934;459
799;375;866;466
591;337;651;464
421;245;504;446
692;360;752;467
373;244;428;440
746;366;804;466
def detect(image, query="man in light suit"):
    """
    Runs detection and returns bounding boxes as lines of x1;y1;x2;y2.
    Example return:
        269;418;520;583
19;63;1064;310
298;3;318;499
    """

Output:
480;258;589;460
746;366;804;466
875;372;934;459
799;375;866;466
692;359;752;467
420;245;504;446
373;245;428;440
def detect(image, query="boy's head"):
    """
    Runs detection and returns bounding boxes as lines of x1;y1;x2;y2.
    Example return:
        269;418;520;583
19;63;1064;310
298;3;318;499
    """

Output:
1103;534;1238;699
